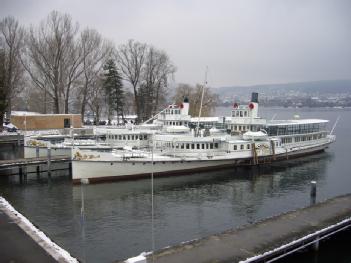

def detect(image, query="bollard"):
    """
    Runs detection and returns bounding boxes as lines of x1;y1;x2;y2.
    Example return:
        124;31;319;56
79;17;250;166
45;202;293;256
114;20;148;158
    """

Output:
310;181;317;205
47;147;51;175
36;165;40;174
36;146;40;158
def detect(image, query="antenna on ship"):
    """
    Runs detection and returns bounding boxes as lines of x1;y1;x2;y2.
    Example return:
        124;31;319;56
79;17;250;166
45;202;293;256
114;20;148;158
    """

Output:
330;116;341;135
196;66;208;137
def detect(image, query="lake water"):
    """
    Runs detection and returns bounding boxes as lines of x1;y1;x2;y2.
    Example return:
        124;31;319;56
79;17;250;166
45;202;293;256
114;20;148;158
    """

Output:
0;107;350;262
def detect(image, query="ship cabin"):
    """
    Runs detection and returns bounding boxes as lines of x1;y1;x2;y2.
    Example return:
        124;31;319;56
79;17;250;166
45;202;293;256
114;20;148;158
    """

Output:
226;92;265;134
106;130;154;149
151;97;191;129
264;119;329;146
153;134;224;157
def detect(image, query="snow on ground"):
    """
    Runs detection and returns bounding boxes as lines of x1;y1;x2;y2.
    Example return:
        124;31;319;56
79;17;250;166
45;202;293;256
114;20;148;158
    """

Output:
0;197;79;263
239;217;351;263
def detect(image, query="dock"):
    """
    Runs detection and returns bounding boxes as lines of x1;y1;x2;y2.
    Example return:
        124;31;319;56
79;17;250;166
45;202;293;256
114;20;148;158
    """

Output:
0;155;70;169
0;134;23;145
0;156;71;177
0;197;78;262
123;194;351;263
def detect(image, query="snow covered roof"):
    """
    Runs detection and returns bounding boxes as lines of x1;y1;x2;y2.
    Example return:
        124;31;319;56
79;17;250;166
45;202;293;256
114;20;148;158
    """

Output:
266;119;329;126
191;117;220;122
11;111;40;116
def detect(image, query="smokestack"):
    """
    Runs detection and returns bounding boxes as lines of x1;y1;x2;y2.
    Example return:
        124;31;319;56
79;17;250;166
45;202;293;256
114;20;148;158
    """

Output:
251;92;259;103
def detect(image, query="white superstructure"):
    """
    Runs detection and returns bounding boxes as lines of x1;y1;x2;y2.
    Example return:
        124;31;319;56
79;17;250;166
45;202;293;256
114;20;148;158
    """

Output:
72;93;336;184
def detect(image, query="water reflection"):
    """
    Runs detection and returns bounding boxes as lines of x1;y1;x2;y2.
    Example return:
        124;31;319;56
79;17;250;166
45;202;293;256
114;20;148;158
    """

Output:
68;152;332;261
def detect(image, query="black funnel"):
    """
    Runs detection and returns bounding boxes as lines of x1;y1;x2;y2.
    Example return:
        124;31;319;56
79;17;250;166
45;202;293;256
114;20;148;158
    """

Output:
251;92;258;103
183;97;189;103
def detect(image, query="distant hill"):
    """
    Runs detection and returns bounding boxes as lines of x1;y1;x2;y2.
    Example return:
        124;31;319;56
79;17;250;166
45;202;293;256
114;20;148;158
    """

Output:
215;79;351;98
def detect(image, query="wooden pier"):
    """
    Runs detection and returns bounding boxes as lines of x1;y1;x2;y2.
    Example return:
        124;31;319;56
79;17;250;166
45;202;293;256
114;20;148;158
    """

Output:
0;155;71;176
0;134;24;145
123;194;351;263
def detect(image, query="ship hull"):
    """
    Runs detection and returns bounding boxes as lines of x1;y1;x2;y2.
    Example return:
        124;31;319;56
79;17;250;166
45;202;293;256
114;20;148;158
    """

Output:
72;141;331;184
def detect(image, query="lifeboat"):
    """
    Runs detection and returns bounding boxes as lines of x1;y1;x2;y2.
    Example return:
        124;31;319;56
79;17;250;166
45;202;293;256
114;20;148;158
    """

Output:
243;130;268;141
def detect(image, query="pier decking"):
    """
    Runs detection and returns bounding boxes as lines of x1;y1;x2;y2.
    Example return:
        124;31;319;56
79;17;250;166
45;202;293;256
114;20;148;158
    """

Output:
124;194;351;263
0;155;70;169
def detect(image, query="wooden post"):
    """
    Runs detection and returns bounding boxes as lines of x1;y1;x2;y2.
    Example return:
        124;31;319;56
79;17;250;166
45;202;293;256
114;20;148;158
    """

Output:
68;162;72;177
47;146;51;175
36;146;40;158
19;166;23;183
310;181;317;205
17;132;21;146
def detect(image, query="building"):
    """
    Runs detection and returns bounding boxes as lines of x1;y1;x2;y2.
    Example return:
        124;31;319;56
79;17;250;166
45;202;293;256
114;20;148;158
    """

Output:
11;112;82;130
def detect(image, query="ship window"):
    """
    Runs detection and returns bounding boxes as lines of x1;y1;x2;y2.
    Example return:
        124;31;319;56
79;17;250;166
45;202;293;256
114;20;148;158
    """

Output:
197;144;200;149
210;143;213;149
181;144;184;149
234;145;237;150
240;145;244;150
186;144;189;149
123;135;126;140
247;144;250;149
238;126;241;131
214;143;218;148
236;111;239;117
202;144;205;149
118;135;121;140
191;144;195;149
144;135;147;140
244;111;247;117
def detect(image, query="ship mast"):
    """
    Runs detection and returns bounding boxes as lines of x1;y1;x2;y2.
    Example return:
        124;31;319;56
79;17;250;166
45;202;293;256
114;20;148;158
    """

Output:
196;66;208;137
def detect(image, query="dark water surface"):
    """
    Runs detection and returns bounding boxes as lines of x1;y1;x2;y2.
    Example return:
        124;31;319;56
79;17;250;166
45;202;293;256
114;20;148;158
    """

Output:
0;107;350;262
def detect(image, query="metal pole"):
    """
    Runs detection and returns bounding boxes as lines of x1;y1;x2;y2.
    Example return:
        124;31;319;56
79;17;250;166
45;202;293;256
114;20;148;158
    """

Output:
151;135;155;262
80;178;89;263
196;66;208;137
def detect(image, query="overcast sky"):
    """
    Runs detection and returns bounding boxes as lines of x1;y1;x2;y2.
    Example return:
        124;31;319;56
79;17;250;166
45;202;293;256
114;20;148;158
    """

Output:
1;0;351;87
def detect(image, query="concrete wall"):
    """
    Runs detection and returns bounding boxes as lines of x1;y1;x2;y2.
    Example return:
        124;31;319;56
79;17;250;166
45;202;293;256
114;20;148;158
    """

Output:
11;114;82;130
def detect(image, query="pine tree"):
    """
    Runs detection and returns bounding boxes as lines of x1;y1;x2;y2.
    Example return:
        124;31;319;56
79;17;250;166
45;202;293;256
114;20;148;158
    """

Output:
103;59;125;124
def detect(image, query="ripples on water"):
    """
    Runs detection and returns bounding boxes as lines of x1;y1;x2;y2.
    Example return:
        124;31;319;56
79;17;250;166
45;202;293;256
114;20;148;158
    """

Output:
0;107;350;262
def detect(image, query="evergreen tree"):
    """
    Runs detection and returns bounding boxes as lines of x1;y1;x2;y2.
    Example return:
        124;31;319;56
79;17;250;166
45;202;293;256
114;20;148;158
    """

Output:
103;59;125;124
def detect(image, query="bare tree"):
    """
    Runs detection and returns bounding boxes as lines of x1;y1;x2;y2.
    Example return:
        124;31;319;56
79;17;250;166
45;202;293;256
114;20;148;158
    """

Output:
117;40;176;122
23;11;80;113
0;16;25;130
140;46;176;120
78;28;112;120
87;75;105;124
116;39;147;122
173;83;219;117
